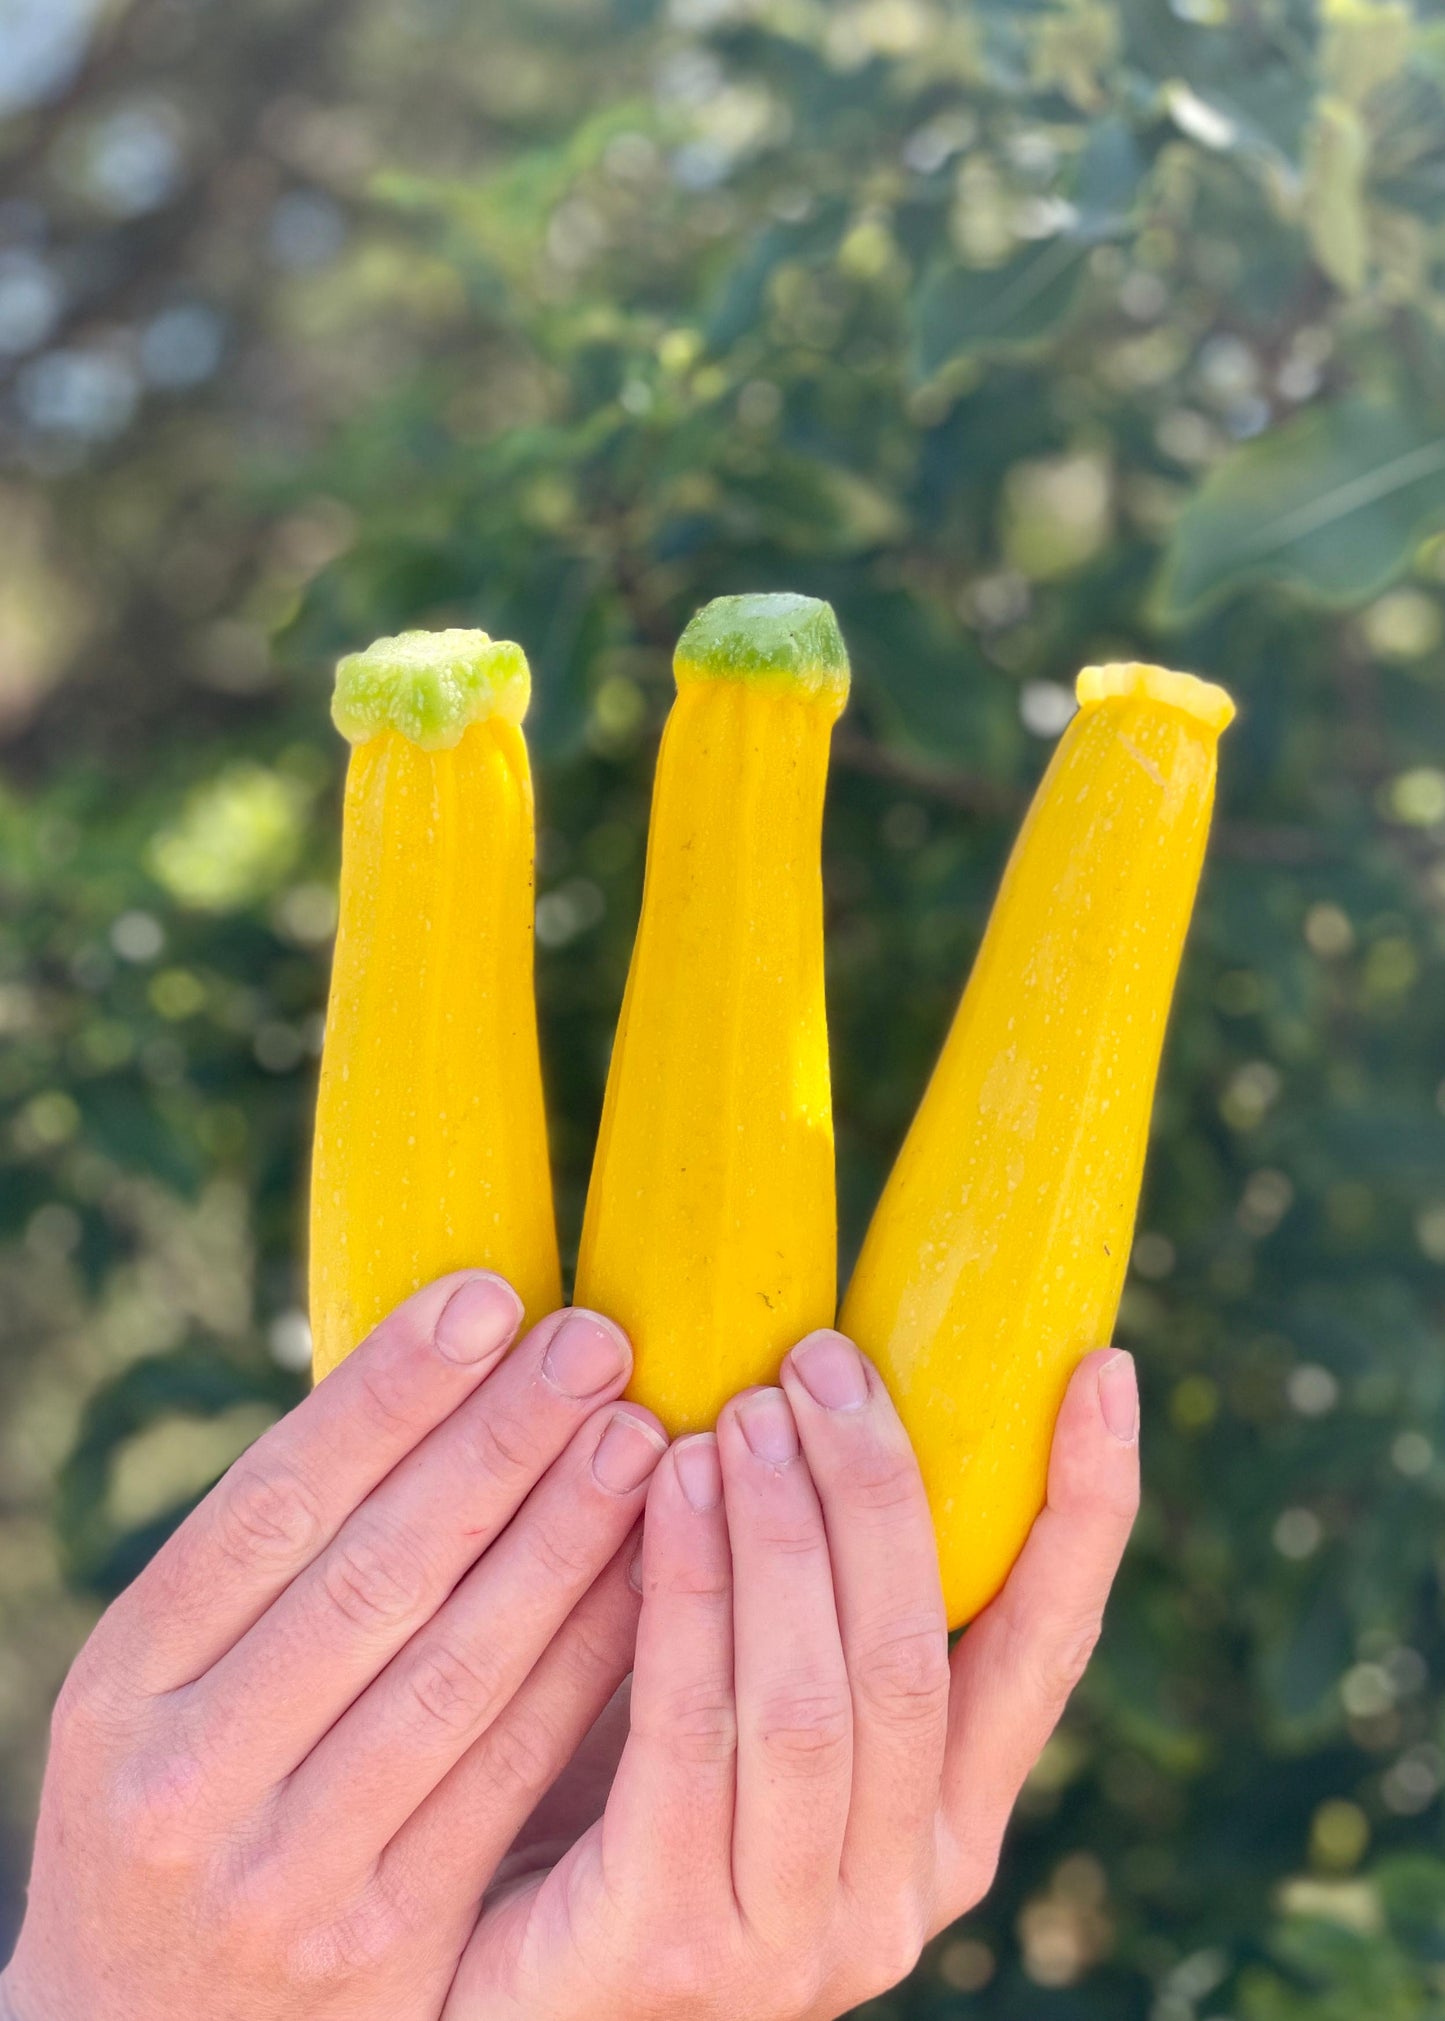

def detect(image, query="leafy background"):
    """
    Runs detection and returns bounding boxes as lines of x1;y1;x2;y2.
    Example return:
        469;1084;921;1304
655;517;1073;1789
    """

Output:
5;0;1445;2012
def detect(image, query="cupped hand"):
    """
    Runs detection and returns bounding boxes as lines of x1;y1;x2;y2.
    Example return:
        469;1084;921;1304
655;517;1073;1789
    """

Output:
446;1336;1140;2021
1;1273;667;2021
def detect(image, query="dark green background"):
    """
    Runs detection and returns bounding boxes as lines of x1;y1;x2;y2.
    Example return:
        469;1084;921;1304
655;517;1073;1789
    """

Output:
6;0;1445;2011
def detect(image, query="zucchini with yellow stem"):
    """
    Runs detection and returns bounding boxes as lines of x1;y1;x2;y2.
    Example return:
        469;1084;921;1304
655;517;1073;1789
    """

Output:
841;662;1234;1626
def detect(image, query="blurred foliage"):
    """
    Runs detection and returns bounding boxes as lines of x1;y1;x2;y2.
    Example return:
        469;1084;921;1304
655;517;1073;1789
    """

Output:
7;0;1445;2014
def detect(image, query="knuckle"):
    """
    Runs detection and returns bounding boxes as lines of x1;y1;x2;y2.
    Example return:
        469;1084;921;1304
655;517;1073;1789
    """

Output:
1034;1615;1103;1705
853;1619;950;1725
654;1680;738;1765
754;1682;851;1772
763;1950;824;2018
464;1404;540;1483
224;1842;290;1948
1055;1448;1140;1530
629;1951;693;2012
631;1963;686;2014
867;1910;930;1997
320;1529;429;1633
354;1356;425;1438
481;1709;557;1800
526;1518;599;1588
754;1516;827;1562
284;1897;401;1989
559;1609;626;1688
950;1830;1003;1912
635;1937;744;2012
1107;1472;1143;1525
108;1749;209;1871
661;1559;732;1603
48;1662;106;1756
403;1636;503;1735
48;1676;82;1754
1066;1460;1141;1528
217;1459;324;1567
846;1453;922;1518
372;1857;429;1934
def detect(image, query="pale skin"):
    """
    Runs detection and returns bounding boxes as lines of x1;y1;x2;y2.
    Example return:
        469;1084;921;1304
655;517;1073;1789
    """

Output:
0;1269;1140;2021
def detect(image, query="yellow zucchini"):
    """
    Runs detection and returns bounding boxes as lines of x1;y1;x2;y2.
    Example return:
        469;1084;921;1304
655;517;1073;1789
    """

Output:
840;662;1234;1626
310;630;560;1380
574;593;849;1434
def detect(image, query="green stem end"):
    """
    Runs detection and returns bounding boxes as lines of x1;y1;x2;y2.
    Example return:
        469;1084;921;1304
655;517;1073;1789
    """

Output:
674;593;851;712
332;629;531;750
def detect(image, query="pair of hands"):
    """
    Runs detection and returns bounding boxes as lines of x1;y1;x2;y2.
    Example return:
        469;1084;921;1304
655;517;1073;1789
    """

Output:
1;1271;1139;2021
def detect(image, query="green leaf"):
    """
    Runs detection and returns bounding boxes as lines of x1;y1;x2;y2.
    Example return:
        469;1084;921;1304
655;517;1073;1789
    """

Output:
1073;114;1148;236
911;236;1090;379
1256;1558;1352;1727
1376;1854;1445;1950
57;1341;297;1598
1157;392;1445;619
835;586;1013;765
372;99;659;291
79;1081;203;1196
704;203;847;353
1120;0;1315;168
1320;0;1414;107
1303;97;1371;294
908;119;1142;382
484;554;612;760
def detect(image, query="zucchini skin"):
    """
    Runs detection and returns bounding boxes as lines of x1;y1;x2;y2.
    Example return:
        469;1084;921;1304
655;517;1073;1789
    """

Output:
841;664;1233;1626
310;633;559;1380
575;594;849;1435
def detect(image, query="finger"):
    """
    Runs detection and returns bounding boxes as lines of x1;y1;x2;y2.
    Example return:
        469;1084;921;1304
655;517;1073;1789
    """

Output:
184;1308;637;1793
382;1540;642;1916
780;1332;949;1916
718;1387;852;1945
938;1348;1139;1908
93;1271;525;1693
601;1435;737;1925
273;1404;666;1887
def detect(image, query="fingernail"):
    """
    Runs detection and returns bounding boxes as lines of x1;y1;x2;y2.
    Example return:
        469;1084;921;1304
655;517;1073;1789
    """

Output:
543;1310;630;1398
1098;1350;1139;1444
674;1434;722;1512
738;1388;800;1466
434;1274;524;1364
593;1410;668;1494
628;1535;645;1592
790;1330;869;1412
